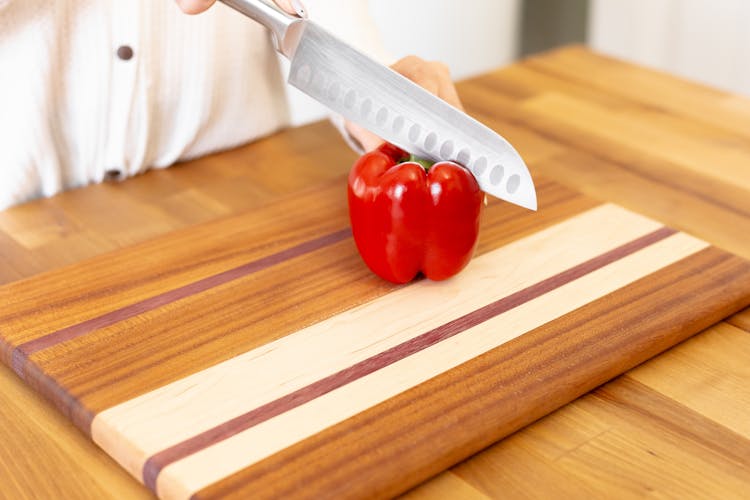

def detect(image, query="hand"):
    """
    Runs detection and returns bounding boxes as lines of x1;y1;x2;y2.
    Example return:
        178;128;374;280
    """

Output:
346;55;464;152
175;0;304;16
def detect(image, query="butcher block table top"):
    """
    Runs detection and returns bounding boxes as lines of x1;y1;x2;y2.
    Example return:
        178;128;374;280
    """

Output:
1;46;750;499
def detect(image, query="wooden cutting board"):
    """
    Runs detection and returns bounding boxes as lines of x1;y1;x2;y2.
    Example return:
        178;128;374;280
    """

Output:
1;175;749;500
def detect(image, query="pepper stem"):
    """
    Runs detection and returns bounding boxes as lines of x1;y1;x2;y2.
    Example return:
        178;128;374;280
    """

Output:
406;154;435;172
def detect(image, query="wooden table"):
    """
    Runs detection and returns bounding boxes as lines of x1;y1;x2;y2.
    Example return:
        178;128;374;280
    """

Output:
1;46;748;499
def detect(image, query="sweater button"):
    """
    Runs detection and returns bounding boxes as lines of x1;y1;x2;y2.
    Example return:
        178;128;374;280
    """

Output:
104;169;123;181
116;45;134;61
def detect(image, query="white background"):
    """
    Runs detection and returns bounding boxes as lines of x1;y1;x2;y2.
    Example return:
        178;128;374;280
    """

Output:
589;0;750;96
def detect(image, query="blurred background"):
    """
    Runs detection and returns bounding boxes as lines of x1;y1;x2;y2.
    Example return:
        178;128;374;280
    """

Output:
287;0;750;125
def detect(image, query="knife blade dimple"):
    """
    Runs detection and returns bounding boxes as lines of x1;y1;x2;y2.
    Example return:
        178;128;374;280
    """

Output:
490;165;504;185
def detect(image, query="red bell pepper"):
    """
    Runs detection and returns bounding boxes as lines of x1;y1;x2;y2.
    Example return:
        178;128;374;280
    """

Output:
347;142;483;283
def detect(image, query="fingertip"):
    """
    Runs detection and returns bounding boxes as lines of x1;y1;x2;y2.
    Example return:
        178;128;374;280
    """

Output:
431;61;452;76
445;92;465;111
273;0;306;16
175;0;216;14
346;121;385;152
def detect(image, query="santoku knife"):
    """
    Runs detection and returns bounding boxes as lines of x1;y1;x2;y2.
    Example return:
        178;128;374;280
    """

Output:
219;0;537;210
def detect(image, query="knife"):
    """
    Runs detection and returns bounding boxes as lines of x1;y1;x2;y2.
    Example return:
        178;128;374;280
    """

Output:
219;0;537;210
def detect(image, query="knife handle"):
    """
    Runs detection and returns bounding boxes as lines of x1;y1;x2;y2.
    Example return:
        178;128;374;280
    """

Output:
218;0;305;58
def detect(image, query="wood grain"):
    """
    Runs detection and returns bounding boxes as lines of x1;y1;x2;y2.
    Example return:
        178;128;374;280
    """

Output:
0;356;151;500
0;182;352;349
8;177;718;499
448;374;750;499
1;46;749;499
2;178;593;439
401;472;489;500
138;213;700;497
524;45;750;138
92;204;662;482
1;170;742;498
193;246;750;500
728;309;750;333
628;322;750;438
458;74;750;259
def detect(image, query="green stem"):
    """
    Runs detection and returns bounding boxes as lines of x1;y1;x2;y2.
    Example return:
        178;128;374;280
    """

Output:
406;154;435;172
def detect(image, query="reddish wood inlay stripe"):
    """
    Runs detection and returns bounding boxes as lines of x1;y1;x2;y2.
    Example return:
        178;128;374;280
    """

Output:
10;229;352;378
142;225;677;492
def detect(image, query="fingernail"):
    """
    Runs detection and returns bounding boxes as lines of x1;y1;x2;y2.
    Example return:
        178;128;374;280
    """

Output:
291;0;307;18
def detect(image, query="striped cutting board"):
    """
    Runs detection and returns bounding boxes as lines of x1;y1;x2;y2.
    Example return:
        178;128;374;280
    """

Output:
1;176;749;499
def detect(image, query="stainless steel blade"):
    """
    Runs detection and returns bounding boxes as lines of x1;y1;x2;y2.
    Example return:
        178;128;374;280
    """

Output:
217;0;536;209
288;22;537;210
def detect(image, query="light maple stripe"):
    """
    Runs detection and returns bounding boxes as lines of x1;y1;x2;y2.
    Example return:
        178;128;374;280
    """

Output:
157;230;707;499
94;205;666;478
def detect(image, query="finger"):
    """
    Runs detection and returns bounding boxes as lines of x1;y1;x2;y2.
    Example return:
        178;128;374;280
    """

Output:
391;56;461;109
391;57;441;96
410;75;441;97
437;74;464;111
176;0;306;16
426;61;464;111
175;0;216;14
346;121;384;152
273;0;307;17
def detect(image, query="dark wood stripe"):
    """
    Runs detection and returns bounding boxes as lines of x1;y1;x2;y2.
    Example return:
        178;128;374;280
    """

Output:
193;247;750;500
0;180;352;354
10;229;352;378
143;226;676;492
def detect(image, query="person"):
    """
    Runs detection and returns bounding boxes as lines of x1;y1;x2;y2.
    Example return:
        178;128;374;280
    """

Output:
0;0;462;210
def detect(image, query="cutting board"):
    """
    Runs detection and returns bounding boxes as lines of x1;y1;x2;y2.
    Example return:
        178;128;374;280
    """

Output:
1;176;749;499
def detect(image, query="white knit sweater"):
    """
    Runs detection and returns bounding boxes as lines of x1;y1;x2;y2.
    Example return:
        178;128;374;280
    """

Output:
0;0;386;209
